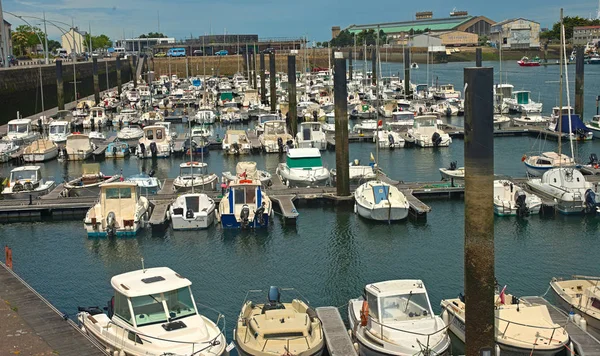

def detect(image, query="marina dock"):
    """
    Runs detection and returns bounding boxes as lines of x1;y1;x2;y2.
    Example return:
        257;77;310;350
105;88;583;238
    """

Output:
0;261;107;356
522;296;600;356
316;306;358;356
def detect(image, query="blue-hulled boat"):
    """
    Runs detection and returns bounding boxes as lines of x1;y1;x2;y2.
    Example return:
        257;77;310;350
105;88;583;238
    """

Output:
217;178;272;229
104;141;130;159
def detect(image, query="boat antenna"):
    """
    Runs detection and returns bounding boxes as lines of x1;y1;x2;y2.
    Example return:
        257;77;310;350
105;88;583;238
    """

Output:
141;257;145;273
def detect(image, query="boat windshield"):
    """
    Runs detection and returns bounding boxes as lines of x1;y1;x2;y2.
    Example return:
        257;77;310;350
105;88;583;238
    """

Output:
50;124;66;134
181;166;207;176
380;292;432;323
11;170;38;182
265;122;286;135
416;118;435;127
287;157;322;169
131;294;169;326
8;124;28;134
233;186;256;205
260;114;278;124
165;287;197;321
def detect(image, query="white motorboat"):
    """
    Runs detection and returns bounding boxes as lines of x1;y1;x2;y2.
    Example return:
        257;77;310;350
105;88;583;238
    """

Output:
2;118;40;145
1;166;55;199
62;134;95;161
527;168;599;214
512;112;548;126
353;119;379;133
255;113;280;134
277;148;330;187
439;162;464;181
169;193;216;230
217;177;272;229
349;280;451;356
104;141;130;159
195;108;217;124
137;125;173;158
222;130;251;155
331;161;377;185
84;182;150;237
493;114;511;129
441;288;569;355
494;180;542;216
586;115;600;138
125;88;140;102
411;115;452;147
48;120;71;143
354;180;410;222
117;125;144;142
64;164;121;197
375;130;405;149
259;120;295;153
388;111;415;131
84;107;108;128
234;287;325;356
173;162;218;192
222;161;272;186
296;122;327;150
89;131;106;141
523;152;575;177
190;126;213;140
432;84;461;100
0;141;20;163
126;173;162;195
140;111;164;124
112;108;138;126
352;103;376;119
550;276;600;331
76;267;226;356
504;90;543;113
23;139;59;162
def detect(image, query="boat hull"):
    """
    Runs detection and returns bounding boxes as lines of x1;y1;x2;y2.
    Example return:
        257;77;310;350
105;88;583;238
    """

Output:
220;213;270;229
1;183;56;200
550;283;600;331
23;150;59;162
171;211;215;230
355;201;409;221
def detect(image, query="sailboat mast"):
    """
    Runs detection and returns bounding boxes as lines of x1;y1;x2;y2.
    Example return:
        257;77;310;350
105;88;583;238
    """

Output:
558;9;563;160
561;15;575;158
375;27;380;171
189;118;194;194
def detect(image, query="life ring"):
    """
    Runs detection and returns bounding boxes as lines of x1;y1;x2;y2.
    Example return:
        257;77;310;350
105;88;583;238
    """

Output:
73;131;81;135
521;154;527;162
360;300;369;326
239;179;252;184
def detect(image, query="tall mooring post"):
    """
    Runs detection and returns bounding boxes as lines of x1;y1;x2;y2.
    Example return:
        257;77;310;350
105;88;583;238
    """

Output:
260;53;266;104
288;55;298;137
575;46;585;118
475;48;483;67
334;52;350;197
464;66;495;356
348;49;353;81
404;47;410;97
269;52;276;113
371;47;377;86
132;55;138;88
116;57;122;97
250;52;255;89
185;55;189;79
56;60;64;110
92;57;100;105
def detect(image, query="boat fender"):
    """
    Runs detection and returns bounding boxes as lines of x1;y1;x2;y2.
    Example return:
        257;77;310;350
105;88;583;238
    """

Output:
360;299;369;326
521;154;527;162
580;318;587;332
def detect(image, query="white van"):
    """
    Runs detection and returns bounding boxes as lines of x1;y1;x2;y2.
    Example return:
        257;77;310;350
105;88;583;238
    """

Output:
56;48;68;58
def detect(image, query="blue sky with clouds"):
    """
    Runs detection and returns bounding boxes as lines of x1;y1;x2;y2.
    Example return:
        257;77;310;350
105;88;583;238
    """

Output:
3;0;599;42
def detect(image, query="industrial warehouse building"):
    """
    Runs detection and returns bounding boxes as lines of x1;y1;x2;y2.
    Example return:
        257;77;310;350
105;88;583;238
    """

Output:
341;11;494;47
490;18;540;49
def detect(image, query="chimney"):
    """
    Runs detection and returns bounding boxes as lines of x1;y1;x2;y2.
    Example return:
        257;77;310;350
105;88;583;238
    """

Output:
332;26;341;39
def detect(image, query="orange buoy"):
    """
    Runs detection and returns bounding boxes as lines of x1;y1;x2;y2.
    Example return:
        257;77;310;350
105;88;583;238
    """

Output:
521;154;527;162
360;300;369;326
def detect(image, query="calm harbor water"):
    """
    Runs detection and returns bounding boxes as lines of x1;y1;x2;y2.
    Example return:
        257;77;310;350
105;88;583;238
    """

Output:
1;61;599;352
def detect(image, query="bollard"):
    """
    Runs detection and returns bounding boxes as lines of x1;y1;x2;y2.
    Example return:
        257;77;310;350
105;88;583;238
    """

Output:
288;55;298;138
260;53;266;104
371;47;377;86
348;49;353;81
404;47;411;98
116;57;122;97
56;60;64;110
475;48;483;67
464;66;495;356
334;53;350;197
575;46;584;118
92;57;100;105
269;52;276;113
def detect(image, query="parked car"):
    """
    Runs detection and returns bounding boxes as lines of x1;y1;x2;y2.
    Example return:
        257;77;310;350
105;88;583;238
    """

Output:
154;52;166;57
262;48;274;54
193;49;204;56
215;50;228;56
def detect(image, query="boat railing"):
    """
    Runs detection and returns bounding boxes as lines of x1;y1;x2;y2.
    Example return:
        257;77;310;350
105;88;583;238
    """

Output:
366;313;452;351
495;313;564;344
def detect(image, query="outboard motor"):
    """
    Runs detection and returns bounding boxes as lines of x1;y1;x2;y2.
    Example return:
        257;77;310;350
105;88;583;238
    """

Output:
589;153;599;167
185;208;194;219
148;169;156;177
585;189;598;214
388;133;395;148
515;191;529;217
232;142;240;155
138;143;146;157
240;204;250;228
449;161;457;171
106;212;117;236
112;145;118;157
445;107;452;117
254;203;266;226
268;286;281;305
149;142;158;158
77;306;103;315
277;137;284;153
286;139;294;149
432;132;442;146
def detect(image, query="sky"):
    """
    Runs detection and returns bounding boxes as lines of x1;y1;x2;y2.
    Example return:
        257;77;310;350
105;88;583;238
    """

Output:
3;0;600;42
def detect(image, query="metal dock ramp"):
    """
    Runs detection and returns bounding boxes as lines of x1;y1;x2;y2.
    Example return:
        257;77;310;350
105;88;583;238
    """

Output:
148;200;170;228
246;130;262;151
316;307;357;356
0;261;108;356
158;178;175;195
270;195;299;223
92;135;117;156
522;296;600;356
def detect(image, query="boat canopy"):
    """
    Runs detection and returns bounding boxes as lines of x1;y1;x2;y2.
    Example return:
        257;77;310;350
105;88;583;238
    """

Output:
555;114;590;133
514;91;530;105
372;185;390;204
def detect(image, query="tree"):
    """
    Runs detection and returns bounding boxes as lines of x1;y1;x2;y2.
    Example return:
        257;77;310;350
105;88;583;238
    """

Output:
11;25;44;55
139;32;167;38
84;34;113;51
47;39;61;52
544;16;600;41
330;29;355;47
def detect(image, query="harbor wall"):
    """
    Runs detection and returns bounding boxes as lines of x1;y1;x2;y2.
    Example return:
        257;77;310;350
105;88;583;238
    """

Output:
0;60;132;125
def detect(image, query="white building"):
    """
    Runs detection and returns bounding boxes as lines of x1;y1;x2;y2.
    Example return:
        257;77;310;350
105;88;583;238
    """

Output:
490;18;540;49
114;37;175;53
1;19;13;57
61;27;87;54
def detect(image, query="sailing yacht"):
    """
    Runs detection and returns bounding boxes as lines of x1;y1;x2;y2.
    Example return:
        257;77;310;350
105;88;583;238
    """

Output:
354;181;410;221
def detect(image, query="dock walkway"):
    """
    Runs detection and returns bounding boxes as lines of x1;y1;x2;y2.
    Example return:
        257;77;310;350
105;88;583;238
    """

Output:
0;261;108;356
316;307;357;356
522;296;600;356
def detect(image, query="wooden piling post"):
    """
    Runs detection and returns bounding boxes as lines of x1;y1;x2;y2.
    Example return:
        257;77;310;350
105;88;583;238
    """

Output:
260;53;266;104
288;55;298;138
56;60;64;110
464;66;495;356
404;47;410;97
116;57;122;97
476;48;482;67
132;55;138;88
270;52;276;113
371;47;377;86
92;57;100;105
334;52;350;197
348;49;353;81
575;46;584;118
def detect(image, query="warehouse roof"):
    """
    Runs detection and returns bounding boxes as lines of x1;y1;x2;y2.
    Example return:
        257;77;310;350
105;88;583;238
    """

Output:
346;16;474;34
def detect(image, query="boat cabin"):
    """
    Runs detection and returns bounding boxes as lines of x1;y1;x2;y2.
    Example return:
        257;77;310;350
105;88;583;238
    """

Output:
551;106;573;119
392;111;415;122
109;267;199;328
49;120;70;135
364;280;434;325
6;119;33;138
9;166;42;186
536;152;573;166
513;91;531;105
263;121;287;136
591;116;600;127
286;148;324;170
223;101;238;109
90;107;105;120
179;162;209;177
225;179;264;216
414;115;438;129
415;84;428;94
143;126;168;143
66;134;93;151
95;182;139;227
258;114;279;125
